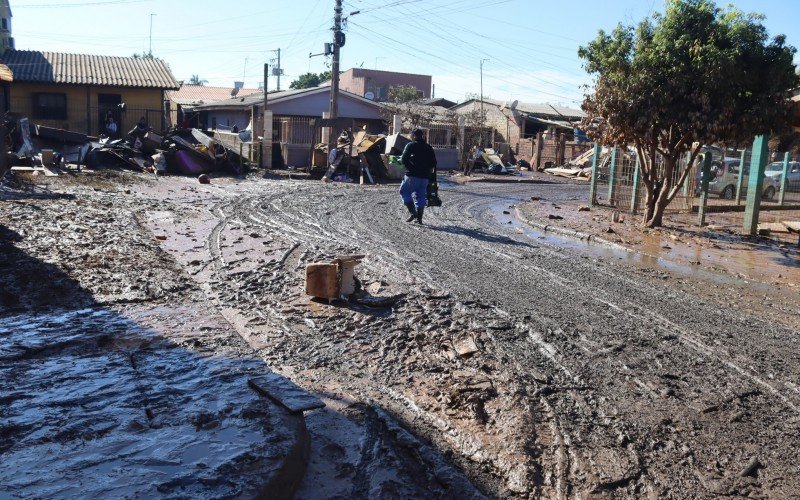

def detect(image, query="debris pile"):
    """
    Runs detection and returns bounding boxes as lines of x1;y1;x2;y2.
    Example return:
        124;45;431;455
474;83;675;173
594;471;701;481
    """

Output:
3;115;251;179
311;130;412;182
542;147;594;180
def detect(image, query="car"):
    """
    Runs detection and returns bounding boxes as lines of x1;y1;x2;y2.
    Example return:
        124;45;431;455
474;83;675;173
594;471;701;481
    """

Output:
705;157;780;200
764;161;800;192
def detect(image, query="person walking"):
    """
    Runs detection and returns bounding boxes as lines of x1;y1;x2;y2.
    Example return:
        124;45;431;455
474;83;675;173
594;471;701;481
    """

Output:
400;128;437;224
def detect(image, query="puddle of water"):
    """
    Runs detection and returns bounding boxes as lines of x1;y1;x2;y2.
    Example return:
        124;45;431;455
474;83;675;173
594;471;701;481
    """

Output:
487;201;757;289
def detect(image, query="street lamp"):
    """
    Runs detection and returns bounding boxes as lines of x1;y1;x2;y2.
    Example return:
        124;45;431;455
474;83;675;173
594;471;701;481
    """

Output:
480;58;489;147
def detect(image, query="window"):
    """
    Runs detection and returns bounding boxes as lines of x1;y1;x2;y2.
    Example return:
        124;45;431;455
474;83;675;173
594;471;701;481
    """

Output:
33;93;67;120
2;19;7;30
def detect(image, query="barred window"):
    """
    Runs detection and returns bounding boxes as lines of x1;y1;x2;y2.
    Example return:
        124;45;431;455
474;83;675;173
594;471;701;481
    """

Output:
33;93;67;120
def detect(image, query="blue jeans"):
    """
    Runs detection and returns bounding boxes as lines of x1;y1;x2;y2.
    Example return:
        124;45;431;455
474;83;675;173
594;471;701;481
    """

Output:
400;175;429;209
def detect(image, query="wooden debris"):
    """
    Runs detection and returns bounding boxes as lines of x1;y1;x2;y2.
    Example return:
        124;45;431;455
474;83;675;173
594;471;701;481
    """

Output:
249;374;325;413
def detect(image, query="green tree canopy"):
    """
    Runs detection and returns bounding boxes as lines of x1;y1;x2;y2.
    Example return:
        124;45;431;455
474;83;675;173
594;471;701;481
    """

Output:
579;0;798;227
289;71;331;90
187;74;207;85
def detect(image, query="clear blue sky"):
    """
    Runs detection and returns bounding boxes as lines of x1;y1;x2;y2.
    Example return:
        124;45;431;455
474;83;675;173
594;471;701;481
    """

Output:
10;0;800;107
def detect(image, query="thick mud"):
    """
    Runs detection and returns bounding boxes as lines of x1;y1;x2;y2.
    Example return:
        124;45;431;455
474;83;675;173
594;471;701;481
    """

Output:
3;172;800;498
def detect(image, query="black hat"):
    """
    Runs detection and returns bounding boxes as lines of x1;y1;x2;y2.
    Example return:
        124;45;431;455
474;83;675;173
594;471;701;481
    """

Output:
411;128;424;138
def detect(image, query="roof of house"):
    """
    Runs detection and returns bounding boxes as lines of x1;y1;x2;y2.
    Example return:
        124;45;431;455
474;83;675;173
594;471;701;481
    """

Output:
422;97;456;108
166;84;261;106
0;50;179;89
451;98;585;119
190;86;384;111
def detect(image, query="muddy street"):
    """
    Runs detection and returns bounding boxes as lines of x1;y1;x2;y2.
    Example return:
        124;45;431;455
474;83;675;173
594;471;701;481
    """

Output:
3;173;800;498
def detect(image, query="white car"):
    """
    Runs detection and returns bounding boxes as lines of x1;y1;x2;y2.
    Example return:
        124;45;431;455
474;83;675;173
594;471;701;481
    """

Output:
765;161;800;192
706;158;780;200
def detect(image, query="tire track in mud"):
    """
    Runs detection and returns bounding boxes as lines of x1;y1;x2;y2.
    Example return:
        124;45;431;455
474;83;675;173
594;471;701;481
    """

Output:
232;180;800;497
192;179;799;496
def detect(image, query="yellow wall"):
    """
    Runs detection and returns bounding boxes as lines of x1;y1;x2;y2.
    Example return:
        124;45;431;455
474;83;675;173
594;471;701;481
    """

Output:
9;82;164;134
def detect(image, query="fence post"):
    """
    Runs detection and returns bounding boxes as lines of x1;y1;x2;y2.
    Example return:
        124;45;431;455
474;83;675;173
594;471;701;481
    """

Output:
607;147;618;206
735;148;747;205
743;135;769;235
262;110;273;168
533;132;543;170
778;151;790;206
682;151;692;197
697;152;713;226
588;142;600;207
630;155;641;214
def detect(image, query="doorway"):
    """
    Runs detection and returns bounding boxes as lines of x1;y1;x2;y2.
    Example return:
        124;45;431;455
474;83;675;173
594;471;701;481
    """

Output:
98;93;122;138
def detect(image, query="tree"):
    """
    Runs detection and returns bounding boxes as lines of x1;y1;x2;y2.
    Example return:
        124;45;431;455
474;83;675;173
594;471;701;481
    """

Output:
579;0;798;227
131;51;154;60
188;74;207;86
289;71;331;89
380;85;436;130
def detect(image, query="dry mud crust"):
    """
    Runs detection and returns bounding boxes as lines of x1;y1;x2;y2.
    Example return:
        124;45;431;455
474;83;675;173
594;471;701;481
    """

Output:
158;176;800;498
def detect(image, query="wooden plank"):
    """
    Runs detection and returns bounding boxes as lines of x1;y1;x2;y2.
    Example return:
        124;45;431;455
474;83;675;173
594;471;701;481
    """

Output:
248;374;325;413
782;221;800;233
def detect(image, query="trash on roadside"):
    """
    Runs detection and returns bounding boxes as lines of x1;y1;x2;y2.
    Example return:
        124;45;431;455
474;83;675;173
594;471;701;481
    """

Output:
2;115;252;180
305;255;365;301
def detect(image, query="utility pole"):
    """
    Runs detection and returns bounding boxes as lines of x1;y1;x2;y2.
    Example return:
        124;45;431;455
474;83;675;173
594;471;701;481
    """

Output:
149;13;156;55
262;63;270;168
480;58;489;147
327;0;343;161
276;48;281;91
271;49;284;91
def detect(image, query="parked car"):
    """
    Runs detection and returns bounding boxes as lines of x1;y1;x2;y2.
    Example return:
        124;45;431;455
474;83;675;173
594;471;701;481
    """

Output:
705;158;780;200
764;161;800;192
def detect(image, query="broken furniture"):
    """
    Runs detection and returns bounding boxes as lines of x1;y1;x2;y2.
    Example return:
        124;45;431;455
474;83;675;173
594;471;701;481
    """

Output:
305;255;365;300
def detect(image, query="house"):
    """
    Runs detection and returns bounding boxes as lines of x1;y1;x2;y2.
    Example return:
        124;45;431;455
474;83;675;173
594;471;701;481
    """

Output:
0;0;13;52
450;98;586;151
0;50;179;135
322;68;431;102
190;86;385;165
422;97;456;109
165;82;260;129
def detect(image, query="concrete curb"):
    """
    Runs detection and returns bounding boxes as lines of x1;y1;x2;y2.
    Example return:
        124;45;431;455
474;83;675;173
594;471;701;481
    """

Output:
255;406;311;500
458;176;552;184
513;206;632;253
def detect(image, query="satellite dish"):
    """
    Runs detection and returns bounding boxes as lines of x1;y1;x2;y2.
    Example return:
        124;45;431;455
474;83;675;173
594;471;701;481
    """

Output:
364;91;375;100
510;99;518;110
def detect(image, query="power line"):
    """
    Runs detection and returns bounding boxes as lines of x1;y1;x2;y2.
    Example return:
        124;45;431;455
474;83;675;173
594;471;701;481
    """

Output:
16;0;151;8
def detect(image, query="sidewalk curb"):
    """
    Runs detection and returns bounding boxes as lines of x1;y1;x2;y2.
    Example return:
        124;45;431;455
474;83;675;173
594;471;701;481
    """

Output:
458;176;551;184
514;206;632;253
255;407;311;500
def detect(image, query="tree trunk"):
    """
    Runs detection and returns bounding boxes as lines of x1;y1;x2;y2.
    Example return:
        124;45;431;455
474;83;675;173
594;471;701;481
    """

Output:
644;156;677;228
642;183;656;224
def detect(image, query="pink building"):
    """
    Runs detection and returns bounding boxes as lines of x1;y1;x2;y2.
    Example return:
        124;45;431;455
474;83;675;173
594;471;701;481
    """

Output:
331;68;431;102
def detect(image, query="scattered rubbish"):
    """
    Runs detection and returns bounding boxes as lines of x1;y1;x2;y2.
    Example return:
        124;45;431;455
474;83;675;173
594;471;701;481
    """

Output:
453;334;479;357
305;254;365;300
2;115;251;180
739;456;762;477
578;206;591;212
352;294;404;308
548;214;564;220
198;174;211;184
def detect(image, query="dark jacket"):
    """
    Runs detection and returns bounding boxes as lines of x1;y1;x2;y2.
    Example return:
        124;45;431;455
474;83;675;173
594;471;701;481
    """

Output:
401;139;437;179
